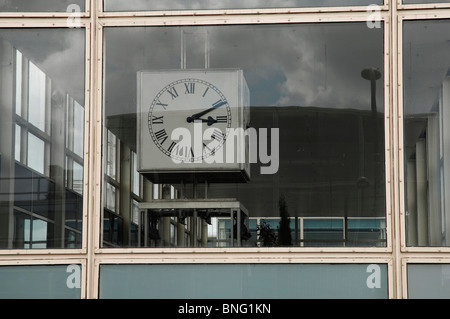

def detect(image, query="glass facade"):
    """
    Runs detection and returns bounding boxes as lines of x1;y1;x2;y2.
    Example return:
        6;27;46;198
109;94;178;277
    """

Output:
403;20;450;247
103;23;385;248
0;264;82;299
407;264;450;298
0;0;85;12
99;263;388;299
0;0;450;300
104;0;382;11
0;29;85;249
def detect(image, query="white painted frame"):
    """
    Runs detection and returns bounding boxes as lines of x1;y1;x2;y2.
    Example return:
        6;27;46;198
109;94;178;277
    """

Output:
2;0;450;300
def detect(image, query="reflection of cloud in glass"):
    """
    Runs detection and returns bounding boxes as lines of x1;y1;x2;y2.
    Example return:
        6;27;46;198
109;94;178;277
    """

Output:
105;23;383;118
105;0;378;11
32;219;48;249
0;0;84;12
27;133;45;175
403;21;450;115
0;29;85;105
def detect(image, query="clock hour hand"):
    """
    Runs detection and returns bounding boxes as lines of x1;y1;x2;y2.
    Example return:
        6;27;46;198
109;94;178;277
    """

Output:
186;116;218;126
203;116;218;126
186;100;227;123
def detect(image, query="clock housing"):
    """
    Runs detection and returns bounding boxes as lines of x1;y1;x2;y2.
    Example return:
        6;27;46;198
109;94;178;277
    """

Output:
137;69;250;184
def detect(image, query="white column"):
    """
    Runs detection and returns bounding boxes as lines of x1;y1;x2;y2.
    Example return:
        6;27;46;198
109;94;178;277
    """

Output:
416;139;428;246
440;78;450;245
406;160;417;246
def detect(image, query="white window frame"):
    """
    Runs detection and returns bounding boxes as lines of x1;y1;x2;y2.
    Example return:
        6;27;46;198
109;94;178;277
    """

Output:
3;0;450;300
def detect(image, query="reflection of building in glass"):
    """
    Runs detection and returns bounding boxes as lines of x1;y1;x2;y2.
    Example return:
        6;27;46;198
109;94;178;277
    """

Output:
0;39;84;249
405;76;450;247
105;104;386;248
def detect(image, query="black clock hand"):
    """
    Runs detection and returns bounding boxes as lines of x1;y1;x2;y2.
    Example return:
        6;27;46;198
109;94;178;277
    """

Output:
186;100;227;123
203;116;218;126
186;116;218;126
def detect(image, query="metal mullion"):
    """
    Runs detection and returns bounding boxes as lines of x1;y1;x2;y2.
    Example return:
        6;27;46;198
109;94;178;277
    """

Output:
398;8;450;19
98;4;390;19
98;10;390;27
398;0;450;11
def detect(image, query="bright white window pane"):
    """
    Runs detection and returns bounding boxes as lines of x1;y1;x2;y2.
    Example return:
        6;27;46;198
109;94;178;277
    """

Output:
15;50;22;116
28;61;46;132
132;199;139;225
27;133;45;175
73;100;84;158
153;184;159;199
132;152;140;196
32;219;47;249
73;161;83;195
106;183;116;212
24;219;30;246
107;130;117;180
15;124;21;162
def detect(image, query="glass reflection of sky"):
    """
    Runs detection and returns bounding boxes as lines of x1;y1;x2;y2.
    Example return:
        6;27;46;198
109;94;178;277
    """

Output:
0;0;85;12
104;0;381;11
104;23;384;119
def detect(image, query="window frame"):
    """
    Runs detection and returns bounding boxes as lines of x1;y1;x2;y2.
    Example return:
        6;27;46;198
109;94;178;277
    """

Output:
95;10;393;255
5;0;450;300
0;21;91;257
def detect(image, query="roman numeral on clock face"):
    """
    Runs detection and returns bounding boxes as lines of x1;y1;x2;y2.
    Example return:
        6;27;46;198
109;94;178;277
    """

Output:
154;129;168;145
184;82;195;94
151;115;164;124
155;99;168;110
211;129;225;143
167;141;177;153
167;87;179;99
216;115;227;123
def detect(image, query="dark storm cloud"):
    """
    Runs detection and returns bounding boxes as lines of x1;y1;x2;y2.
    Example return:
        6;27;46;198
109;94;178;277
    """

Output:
0;29;85;104
104;23;384;119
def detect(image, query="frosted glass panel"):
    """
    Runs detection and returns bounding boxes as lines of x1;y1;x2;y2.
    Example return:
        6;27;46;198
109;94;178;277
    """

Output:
99;263;388;299
0;265;81;299
408;264;450;298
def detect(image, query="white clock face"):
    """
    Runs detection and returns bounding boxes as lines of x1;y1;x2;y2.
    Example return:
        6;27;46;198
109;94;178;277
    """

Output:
148;78;232;163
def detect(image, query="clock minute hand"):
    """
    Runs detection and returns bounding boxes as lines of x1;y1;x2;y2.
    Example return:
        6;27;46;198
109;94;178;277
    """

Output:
186;100;227;123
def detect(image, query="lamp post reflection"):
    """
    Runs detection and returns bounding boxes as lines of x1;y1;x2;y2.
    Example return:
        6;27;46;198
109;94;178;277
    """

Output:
358;68;381;223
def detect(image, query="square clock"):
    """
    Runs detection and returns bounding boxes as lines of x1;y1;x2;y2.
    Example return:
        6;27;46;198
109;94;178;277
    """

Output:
137;69;250;184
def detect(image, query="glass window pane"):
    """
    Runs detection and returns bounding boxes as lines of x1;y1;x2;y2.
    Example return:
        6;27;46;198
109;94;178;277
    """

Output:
15;124;21;162
0;0;85;12
106;183;117;212
28;61;47;132
15;50;22;116
106;130;117;180
0;265;81;299
132;152;140;196
27;132;45;175
104;0;382;11
303;219;344;247
408;264;450;299
403;0;449;3
403;20;450;247
0;29;85;249
103;23;386;249
99;263;388;299
72;160;83;195
73;101;84;158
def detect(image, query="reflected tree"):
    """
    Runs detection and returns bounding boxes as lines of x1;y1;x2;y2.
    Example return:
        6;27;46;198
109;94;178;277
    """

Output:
278;194;292;246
